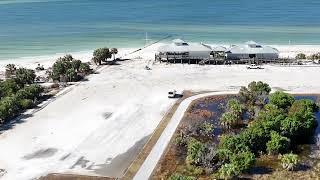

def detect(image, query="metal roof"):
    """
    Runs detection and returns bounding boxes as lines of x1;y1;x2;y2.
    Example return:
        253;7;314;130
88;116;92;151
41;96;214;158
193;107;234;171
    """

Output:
227;41;279;54
158;40;212;52
212;46;227;52
172;39;186;44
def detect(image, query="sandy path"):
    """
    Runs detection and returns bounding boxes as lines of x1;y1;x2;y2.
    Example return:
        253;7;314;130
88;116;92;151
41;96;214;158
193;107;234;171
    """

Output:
133;91;237;179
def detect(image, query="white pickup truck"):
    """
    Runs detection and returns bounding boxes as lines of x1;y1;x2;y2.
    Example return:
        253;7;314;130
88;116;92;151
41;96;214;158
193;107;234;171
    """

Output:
246;64;263;69
168;90;183;98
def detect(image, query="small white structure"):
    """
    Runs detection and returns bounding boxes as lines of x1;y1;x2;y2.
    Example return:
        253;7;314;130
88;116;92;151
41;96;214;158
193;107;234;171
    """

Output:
225;41;279;60
157;39;212;61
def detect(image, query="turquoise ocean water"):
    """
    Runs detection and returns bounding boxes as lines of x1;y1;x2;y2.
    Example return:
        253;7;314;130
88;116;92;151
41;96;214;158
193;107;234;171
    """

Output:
1;0;320;60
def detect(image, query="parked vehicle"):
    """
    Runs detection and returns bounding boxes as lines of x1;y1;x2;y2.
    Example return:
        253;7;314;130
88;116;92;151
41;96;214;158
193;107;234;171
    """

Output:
168;90;177;98
145;66;152;70
247;64;263;69
168;90;183;98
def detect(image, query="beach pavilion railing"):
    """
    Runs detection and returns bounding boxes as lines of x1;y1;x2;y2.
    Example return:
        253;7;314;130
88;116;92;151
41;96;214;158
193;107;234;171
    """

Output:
155;53;304;65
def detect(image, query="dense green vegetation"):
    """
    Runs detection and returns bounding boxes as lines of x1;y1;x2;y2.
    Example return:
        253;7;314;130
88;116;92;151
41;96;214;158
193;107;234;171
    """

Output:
0;65;44;124
172;81;318;179
220;99;244;129
308;53;320;60
295;52;320;60
50;55;91;82
92;47;118;65
169;173;196;180
279;153;299;171
295;53;306;60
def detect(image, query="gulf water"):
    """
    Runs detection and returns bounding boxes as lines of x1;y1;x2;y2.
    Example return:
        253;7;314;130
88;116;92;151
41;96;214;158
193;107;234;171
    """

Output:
1;0;320;60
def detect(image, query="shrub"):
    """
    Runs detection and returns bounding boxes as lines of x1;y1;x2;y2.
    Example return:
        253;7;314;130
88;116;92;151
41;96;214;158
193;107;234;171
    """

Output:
238;81;271;117
0;79;20;97
15;88;33;100
248;81;271;96
174;132;188;147
218;135;250;157
289;99;318;116
51;58;70;81
5;64;16;79
256;104;286;132
185;164;204;176
269;91;295;110
280;117;301;137
230;151;255;172
217;148;233;162
169;173;196;180
66;68;78;82
221;99;244;129
218;163;240;179
18;99;34;110
200;144;217;169
295;53;306;60
227;99;244;117
279;153;299;171
71;59;82;71
239;81;271;104
25;84;44;100
281;99;317;139
51;55;89;82
93;48;112;65
266;131;290;155
0;96;20;122
240;123;270;153
79;63;91;74
15;68;36;85
220;111;238;129
186;138;206;165
199;122;214;136
111;48;118;60
308;53;320;60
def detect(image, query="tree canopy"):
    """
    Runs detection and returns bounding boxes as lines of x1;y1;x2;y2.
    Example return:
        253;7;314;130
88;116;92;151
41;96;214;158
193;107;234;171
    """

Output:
51;55;91;82
295;53;306;60
93;48;112;65
266;131;290;155
0;65;44;123
269;91;295;110
15;68;36;86
279;153;299;171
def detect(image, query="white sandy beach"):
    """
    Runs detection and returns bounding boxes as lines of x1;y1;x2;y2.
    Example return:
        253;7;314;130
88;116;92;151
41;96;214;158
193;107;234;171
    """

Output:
0;43;319;72
0;44;319;179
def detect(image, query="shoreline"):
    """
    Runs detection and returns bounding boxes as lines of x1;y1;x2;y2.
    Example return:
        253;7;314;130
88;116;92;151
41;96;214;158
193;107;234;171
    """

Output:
0;43;319;71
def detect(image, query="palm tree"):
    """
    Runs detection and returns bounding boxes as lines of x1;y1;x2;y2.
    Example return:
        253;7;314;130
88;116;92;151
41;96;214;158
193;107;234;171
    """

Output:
228;99;243;118
5;64;16;79
220;112;238;129
110;48;118;61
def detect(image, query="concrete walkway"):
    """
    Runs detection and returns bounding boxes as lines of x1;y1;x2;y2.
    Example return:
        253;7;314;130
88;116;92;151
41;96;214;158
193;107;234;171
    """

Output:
133;91;237;180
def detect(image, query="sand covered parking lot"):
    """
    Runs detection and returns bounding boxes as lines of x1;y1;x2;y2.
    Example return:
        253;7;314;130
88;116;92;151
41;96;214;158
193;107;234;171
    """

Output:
0;48;320;179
